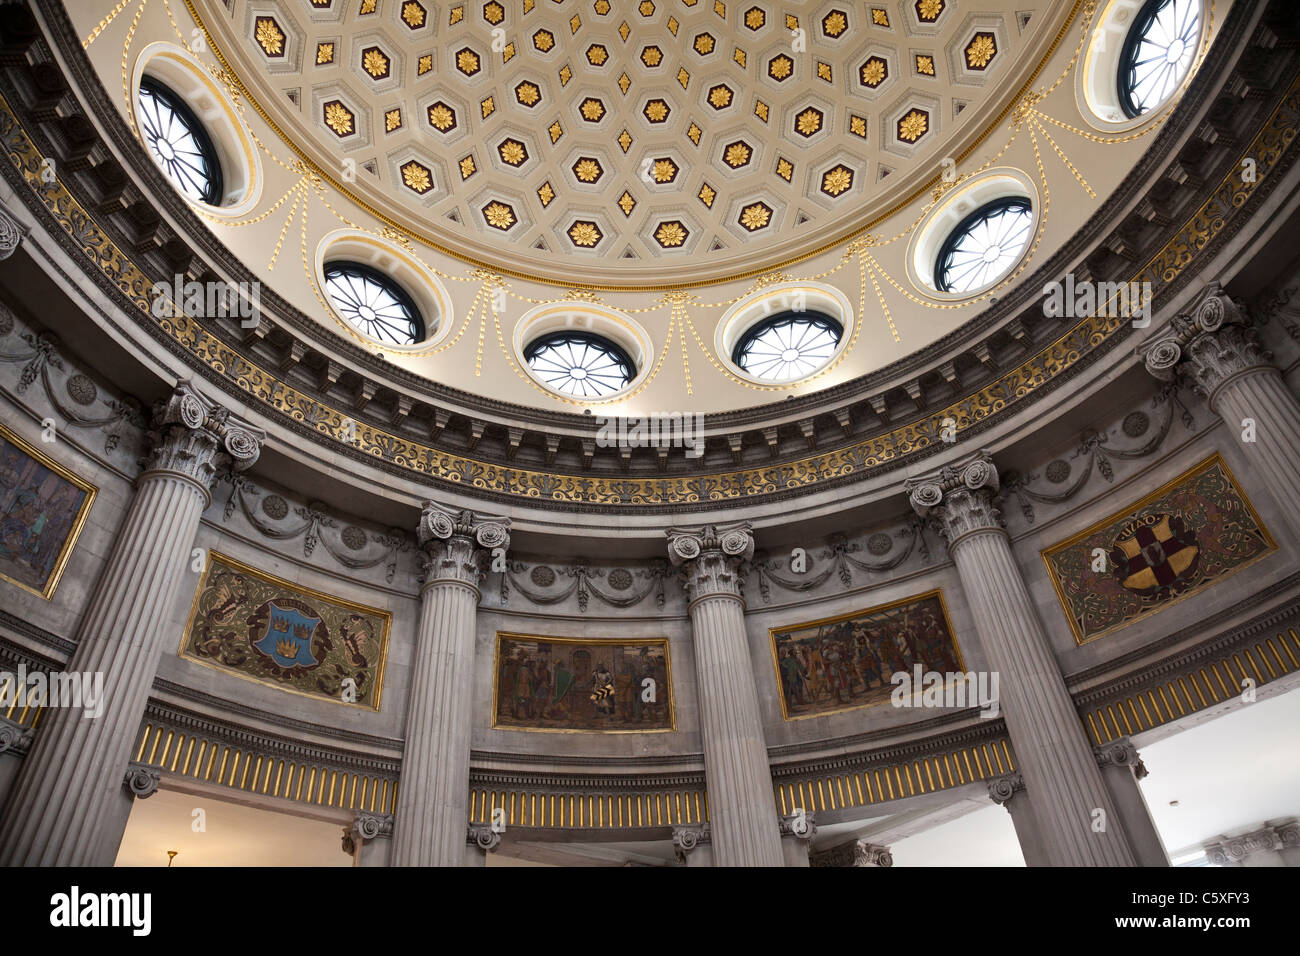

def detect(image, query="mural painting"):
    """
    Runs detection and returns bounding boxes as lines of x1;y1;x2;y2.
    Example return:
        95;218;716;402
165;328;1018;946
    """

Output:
493;634;674;732
1042;453;1276;644
180;551;391;709
0;423;95;599
769;590;964;720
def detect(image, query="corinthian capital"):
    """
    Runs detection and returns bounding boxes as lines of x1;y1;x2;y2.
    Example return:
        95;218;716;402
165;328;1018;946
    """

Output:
141;381;265;495
666;521;753;601
417;501;511;587
904;450;1003;545
1142;283;1272;400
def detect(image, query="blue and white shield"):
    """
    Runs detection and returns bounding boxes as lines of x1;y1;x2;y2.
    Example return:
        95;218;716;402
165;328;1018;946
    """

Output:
253;601;320;668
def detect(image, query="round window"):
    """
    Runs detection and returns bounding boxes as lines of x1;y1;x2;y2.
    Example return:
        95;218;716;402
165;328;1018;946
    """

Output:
322;261;425;345
523;332;636;397
934;197;1034;294
136;76;224;205
731;312;844;382
1118;0;1201;118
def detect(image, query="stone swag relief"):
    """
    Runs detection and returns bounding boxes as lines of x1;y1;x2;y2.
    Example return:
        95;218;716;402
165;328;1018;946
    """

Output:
1042;453;1276;644
180;551;392;709
770;590;964;720
0;422;95;599
492;634;675;733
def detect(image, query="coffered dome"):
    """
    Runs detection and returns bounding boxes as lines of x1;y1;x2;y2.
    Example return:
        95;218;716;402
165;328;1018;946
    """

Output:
204;0;1059;286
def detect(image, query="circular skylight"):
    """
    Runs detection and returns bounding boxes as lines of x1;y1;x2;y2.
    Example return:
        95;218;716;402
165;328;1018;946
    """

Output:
731;312;844;382
1119;0;1201;118
136;76;224;205
323;261;425;345
523;332;636;397
934;198;1034;294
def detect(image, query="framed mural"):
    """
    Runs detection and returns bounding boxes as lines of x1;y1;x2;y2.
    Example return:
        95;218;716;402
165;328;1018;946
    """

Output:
491;633;675;733
1042;453;1277;645
180;551;392;710
768;590;965;721
0;421;96;600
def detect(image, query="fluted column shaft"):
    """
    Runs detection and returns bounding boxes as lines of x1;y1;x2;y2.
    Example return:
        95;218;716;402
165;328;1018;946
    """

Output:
908;454;1136;867
989;775;1053;868
1095;739;1169;866
392;504;508;867
668;523;783;867
1207;367;1300;516
0;383;262;865
394;576;480;866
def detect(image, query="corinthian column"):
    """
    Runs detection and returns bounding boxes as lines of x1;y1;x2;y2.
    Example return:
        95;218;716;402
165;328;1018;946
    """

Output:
1145;283;1300;526
667;522;783;867
906;453;1136;866
392;503;509;867
0;381;263;865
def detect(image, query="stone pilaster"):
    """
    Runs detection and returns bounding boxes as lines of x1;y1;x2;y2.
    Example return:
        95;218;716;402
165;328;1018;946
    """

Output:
1144;283;1300;528
342;811;395;867
391;503;509;867
667;522;783;867
906;451;1136;867
1094;738;1169;866
778;811;816;867
0;382;263;866
810;839;892;867
988;772;1051;867
99;763;161;865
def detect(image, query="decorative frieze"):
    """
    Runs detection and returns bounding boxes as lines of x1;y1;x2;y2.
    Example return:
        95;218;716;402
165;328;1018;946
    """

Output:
1001;382;1195;525
0;309;146;456
219;473;411;583
501;558;671;611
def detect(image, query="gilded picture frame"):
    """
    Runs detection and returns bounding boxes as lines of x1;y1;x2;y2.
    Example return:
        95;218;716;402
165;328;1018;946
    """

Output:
0;420;97;600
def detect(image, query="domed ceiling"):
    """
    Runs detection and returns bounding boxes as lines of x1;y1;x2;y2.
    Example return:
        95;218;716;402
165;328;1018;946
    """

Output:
197;0;1056;286
62;0;1224;416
